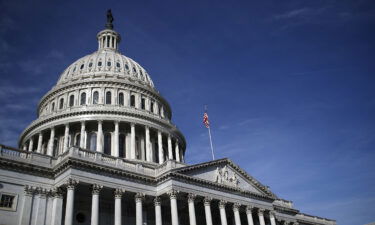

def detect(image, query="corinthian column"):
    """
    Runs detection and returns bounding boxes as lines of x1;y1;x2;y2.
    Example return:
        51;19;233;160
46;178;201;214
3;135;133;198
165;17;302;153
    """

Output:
187;194;197;225
203;197;213;225
145;126;151;162
33;188;47;225
63;124;70;152
114;121;119;157
233;203;242;225
269;211;276;225
47;127;55;156
246;206;254;225
50;188;64;225
135;193;145;225
158;131;164;164
175;140;180;162
91;184;103;225
168;189;179;225
80;121;86;148
96;121;103;153
130;123;136;159
18;186;34;225
154;196;162;225
64;179;79;225
28;137;34;152
168;135;173;160
219;200;228;225
114;189;125;225
258;209;265;225
36;132;43;153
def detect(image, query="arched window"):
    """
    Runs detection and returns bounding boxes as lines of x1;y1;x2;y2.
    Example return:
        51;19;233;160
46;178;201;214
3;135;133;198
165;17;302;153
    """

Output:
53;139;59;156
119;134;126;158
150;101;154;113
87;133;97;151
93;91;99;104
118;93;124;106
75;134;81;147
104;133;111;155
80;92;86;105
130;95;135;107
106;91;112;104
59;98;64;109
69;95;74;107
141;98;145;110
51;102;55;111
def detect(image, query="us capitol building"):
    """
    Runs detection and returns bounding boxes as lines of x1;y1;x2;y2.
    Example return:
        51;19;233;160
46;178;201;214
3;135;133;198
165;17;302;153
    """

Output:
0;11;336;225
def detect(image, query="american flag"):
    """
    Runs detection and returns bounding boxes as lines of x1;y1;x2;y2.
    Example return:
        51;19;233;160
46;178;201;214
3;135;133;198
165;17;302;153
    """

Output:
203;112;210;128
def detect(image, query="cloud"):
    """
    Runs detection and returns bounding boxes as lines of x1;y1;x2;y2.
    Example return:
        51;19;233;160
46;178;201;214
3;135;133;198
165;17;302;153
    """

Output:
273;8;312;20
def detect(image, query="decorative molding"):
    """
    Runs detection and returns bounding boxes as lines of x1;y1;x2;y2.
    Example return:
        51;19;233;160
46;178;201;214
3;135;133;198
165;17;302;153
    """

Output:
114;188;125;198
258;208;265;216
24;185;35;196
246;205;254;214
187;193;196;203
154;196;161;206
92;184;103;194
66;178;79;190
232;203;241;211
203;197;212;206
167;189;179;199
135;192;145;202
218;200;227;209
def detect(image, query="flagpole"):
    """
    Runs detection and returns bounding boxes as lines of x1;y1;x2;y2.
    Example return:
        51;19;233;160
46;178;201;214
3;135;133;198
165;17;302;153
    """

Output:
205;105;215;160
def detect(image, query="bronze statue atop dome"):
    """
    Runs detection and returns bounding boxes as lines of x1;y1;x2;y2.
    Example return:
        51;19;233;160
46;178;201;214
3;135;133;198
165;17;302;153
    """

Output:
106;9;114;29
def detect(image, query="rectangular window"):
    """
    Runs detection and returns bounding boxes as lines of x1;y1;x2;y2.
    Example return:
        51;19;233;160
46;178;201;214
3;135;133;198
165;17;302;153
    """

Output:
0;193;17;211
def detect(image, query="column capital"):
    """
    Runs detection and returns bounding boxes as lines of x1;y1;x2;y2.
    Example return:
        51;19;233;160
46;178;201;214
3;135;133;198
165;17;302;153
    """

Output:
258;208;265;216
81;121;86;125
167;189;179;199
232;202;241;211
50;187;64;199
65;178;79;190
92;184;103;195
246;205;254;213
64;123;70;128
187;193;196;203
35;187;48;198
269;210;276;217
203;196;212;206
97;120;103;124
114;120;120;125
135;192;145;202
114;188;125;198
154;196;161;206
24;185;35;196
219;200;227;208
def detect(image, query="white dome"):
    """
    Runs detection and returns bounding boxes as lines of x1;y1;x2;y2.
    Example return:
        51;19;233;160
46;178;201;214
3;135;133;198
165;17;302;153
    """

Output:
56;49;154;88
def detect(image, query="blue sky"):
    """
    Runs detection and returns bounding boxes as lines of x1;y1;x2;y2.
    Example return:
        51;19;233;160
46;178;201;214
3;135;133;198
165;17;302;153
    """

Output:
0;0;374;224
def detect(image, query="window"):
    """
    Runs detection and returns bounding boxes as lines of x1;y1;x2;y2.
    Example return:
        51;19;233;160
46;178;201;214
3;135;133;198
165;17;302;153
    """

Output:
52;102;55;111
104;133;111;155
150;101;154;113
125;64;129;70
141;98;145;110
133;67;136;73
0;193;17;211
107;61;111;67
69;95;74;107
80;92;86;105
93;91;99;104
75;134;80;147
118;93;124;106
80;64;84;69
59;98;64;109
89;62;93;67
106;91;112;104
130;95;135;107
87;133;97;151
98;61;102;67
119;134;126;158
116;62;120;68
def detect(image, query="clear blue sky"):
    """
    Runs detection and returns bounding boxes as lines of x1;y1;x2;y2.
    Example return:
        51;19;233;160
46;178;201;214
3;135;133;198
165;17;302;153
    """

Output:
0;0;374;224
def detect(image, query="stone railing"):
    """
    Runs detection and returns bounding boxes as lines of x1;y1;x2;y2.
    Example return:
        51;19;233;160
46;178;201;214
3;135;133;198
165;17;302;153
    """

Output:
0;144;53;167
296;213;336;225
274;199;294;208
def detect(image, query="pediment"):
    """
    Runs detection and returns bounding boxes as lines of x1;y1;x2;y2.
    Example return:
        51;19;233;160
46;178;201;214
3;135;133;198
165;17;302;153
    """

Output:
175;158;276;198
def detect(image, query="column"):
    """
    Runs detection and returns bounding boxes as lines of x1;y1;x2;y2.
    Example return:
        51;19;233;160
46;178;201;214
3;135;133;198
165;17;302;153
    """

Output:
233;203;241;225
219;200;228;225
51;188;64;225
131;123;136;159
158;131;164;164
64;179;78;225
28;137;34;152
33;188;47;225
80;121;85;148
269;211;276;225
154;196;162;225
114;121;119;157
175;140;180;162
37;132;43;153
63;124;70;152
145;126;151;162
187;194;197;225
258;209;265;225
114;189;124;225
203;197;213;225
91;184;103;225
168;135;173;160
168;190;179;225
135;193;145;225
18;186;34;225
97;121;103;152
47;127;55;156
246;206;254;225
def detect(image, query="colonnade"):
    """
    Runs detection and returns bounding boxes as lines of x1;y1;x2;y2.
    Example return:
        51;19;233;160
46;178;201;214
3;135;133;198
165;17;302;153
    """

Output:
62;179;291;225
23;120;184;164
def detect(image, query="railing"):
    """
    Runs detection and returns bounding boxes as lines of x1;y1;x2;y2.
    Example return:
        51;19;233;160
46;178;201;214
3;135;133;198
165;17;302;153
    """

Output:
0;144;30;159
0;144;53;166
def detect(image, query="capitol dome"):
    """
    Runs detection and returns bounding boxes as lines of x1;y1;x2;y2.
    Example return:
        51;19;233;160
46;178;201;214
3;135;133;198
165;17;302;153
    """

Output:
18;16;186;164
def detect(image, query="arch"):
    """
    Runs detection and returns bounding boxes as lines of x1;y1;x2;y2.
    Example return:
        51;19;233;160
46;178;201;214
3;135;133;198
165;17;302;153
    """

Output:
130;95;135;107
119;133;126;158
80;92;86;105
59;98;64;109
93;91;99;104
87;132;97;151
106;91;112;104
69;95;74;107
118;93;124;106
104;133;111;155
